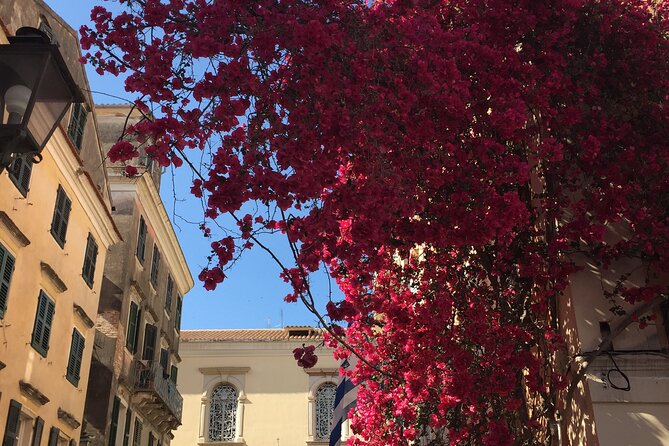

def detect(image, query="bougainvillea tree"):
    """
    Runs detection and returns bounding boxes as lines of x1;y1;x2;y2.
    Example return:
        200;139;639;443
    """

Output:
81;0;669;443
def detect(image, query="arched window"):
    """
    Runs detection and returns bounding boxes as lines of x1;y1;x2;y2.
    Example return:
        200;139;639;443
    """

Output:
208;384;238;441
314;383;337;440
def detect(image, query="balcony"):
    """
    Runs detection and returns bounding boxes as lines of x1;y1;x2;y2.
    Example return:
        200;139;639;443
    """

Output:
131;360;182;431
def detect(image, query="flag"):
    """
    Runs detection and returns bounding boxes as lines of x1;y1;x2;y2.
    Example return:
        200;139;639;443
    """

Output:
330;359;358;446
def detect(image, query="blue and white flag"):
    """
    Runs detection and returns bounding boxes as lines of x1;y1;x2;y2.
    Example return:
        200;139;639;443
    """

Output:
330;359;358;446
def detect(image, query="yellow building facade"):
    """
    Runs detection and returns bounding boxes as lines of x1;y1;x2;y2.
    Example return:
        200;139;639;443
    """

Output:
173;328;345;446
0;1;121;445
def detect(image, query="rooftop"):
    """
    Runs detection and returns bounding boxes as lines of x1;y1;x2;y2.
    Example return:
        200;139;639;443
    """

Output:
181;327;323;343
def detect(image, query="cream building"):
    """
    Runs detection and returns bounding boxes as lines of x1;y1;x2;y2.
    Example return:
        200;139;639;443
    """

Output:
80;105;194;446
0;1;122;444
173;327;344;446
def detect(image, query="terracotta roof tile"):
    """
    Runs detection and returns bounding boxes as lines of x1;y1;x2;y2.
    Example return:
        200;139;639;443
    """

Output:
181;327;323;343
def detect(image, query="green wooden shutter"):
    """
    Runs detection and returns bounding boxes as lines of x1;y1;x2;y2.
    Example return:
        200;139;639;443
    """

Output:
66;329;85;386
50;187;71;247
2;399;21;446
170;365;178;385
150;246;160;287
31;417;44;446
122;410;132;446
175;295;182;333
31;291;55;357
136;217;147;262
82;234;99;287
108;397;121;446
159;348;169;377
142;324;157;361
0;245;15;319
126;302;138;352
47;427;59;446
8;157;32;196
164;275;173;312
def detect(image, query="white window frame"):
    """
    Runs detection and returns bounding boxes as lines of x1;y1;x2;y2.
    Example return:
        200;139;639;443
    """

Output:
199;368;249;444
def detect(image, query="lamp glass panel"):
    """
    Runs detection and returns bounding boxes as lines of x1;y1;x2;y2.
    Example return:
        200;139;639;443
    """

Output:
0;50;45;126
28;53;73;149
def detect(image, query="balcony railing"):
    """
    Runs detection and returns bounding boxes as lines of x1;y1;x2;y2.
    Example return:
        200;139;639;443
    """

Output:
132;360;183;423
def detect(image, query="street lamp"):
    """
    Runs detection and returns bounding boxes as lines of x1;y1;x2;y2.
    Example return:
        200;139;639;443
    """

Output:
0;27;84;169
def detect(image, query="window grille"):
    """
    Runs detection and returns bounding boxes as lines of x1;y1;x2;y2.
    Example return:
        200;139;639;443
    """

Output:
208;384;238;441
315;383;337;440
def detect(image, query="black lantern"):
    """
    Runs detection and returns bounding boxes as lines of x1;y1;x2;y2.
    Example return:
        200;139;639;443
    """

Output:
0;27;84;168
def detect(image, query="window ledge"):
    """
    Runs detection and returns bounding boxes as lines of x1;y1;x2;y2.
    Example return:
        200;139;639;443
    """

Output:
198;441;246;446
306;441;329;446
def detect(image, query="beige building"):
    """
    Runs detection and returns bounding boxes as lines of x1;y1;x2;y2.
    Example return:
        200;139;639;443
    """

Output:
0;1;122;445
80;105;194;446
173;328;345;446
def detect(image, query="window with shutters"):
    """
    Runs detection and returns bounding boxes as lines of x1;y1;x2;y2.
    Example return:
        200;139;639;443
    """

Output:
170;365;178;385
132;418;142;446
164;275;173;314
66;329;86;386
175;295;183;333
38;18;57;44
126;301;140;353
136;217;147;262
0;244;15;319
50;186;72;247
122;409;132;446
8;156;32;196
159;348;169;378
31;291;55;357
109;397;121;446
142;324;157;361
47;427;60;446
31;417;44;446
82;234;98;288
3;400;22;446
67;102;88;151
150;246;160;287
148;433;154;446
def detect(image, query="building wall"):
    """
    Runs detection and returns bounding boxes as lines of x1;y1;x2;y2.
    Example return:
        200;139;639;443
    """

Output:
81;105;193;446
0;3;120;445
559;253;669;445
173;330;342;446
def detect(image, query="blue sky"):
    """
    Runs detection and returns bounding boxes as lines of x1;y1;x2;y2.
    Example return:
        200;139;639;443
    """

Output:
44;0;338;329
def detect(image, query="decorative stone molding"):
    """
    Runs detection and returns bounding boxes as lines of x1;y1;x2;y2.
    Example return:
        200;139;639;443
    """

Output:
0;211;30;246
73;303;95;328
19;380;49;405
58;407;81;428
199;367;250;375
303;368;338;376
40;261;67;292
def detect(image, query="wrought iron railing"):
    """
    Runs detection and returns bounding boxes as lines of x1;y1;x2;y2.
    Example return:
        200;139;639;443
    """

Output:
132;360;183;421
